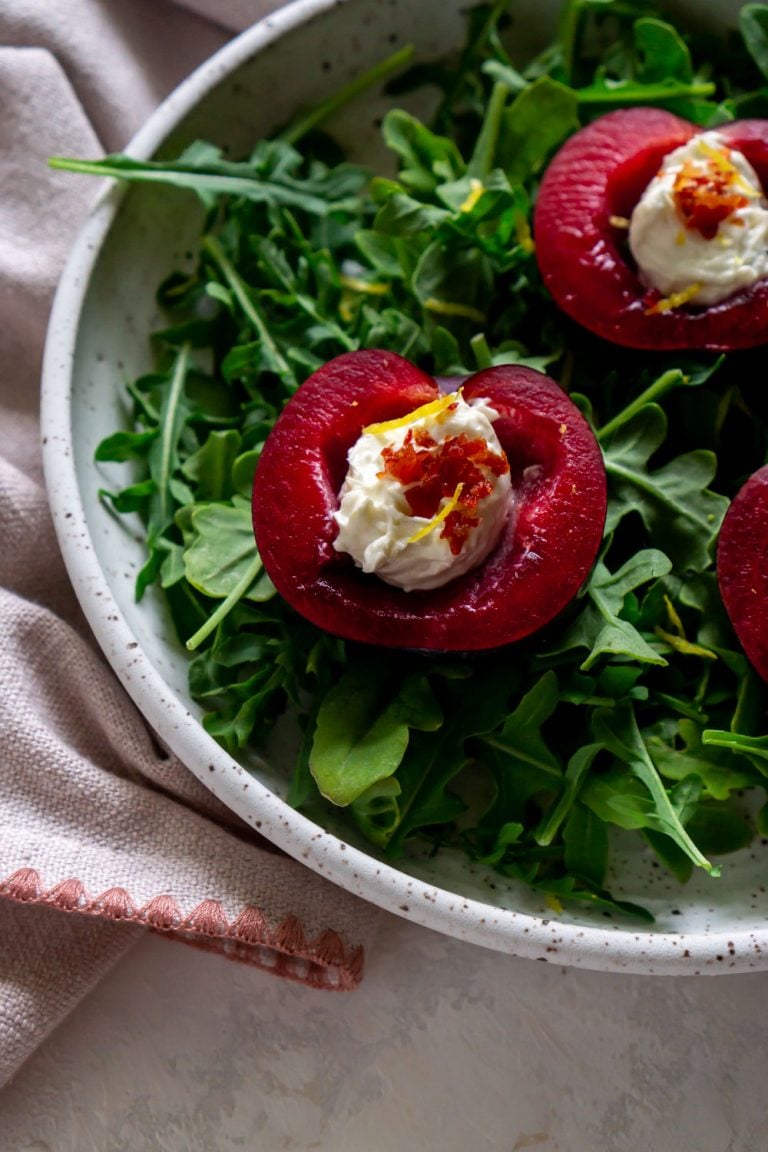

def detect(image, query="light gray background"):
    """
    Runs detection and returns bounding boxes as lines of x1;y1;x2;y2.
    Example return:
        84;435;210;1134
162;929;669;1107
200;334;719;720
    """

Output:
1;917;766;1151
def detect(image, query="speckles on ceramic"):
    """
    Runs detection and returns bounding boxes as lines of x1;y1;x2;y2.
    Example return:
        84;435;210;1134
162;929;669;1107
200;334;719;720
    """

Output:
41;0;762;976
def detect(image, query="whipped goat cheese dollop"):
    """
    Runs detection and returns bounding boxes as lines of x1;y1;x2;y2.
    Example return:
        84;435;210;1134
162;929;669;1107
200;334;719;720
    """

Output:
628;131;768;307
332;390;511;592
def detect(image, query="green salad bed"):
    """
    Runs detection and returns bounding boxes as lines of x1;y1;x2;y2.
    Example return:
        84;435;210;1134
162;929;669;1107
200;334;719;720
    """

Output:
53;0;768;920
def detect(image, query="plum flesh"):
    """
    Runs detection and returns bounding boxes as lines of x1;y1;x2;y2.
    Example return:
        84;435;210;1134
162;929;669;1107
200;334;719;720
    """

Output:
252;349;606;652
718;465;768;682
534;107;768;351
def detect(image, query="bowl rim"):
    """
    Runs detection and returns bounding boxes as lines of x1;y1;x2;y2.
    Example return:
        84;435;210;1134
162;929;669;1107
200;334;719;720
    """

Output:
40;0;768;975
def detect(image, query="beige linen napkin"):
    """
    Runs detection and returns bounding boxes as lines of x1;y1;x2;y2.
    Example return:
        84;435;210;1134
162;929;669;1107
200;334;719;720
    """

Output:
0;0;382;1088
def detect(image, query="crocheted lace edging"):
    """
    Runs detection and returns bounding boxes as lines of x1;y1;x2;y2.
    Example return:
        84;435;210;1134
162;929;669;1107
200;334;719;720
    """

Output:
0;867;364;990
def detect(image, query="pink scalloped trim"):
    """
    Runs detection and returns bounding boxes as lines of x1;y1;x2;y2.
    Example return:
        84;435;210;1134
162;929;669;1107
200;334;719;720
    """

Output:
0;868;364;990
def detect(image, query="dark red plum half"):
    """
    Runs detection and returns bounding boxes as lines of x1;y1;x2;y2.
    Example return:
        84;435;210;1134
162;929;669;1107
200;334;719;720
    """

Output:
718;465;768;682
252;349;607;651
534;107;768;350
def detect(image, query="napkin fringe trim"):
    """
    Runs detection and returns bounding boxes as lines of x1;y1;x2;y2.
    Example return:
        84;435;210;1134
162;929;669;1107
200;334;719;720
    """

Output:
0;867;363;990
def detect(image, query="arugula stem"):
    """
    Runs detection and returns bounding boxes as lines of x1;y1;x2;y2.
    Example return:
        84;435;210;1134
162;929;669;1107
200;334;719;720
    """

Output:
702;730;768;760
434;0;510;129
155;343;190;529
558;0;583;86
598;705;716;874
535;743;603;847
257;239;356;351
202;234;295;385
606;458;709;528
597;369;683;442
424;298;486;324
185;552;264;652
480;736;563;782
49;159;352;216
577;81;716;105
279;44;415;147
471;333;494;370
468;80;510;179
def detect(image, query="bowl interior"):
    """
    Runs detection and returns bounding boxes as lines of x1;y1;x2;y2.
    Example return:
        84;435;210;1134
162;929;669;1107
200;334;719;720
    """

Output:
45;0;768;972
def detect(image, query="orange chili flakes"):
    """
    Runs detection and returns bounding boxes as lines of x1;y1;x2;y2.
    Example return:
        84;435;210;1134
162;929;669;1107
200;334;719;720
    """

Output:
379;428;509;555
672;149;751;241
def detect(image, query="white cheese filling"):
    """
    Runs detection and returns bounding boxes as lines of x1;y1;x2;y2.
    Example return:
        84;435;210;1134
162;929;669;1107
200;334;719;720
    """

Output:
332;392;511;593
628;130;768;307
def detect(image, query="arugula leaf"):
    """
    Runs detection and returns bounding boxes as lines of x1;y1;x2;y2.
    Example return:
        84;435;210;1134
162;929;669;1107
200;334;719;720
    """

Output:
741;4;768;80
382;109;466;195
684;802;753;857
548;549;672;669
535;742;604;846
181;430;241;501
602;404;729;572
563;802;609;887
634;17;693;83
182;498;270;603
439;176;534;272
95;429;157;463
99;478;156;516
495;76;580;183
412;241;492;322
310;660;442;807
350;778;402;848
646;719;757;800
478;672;563;804
591;703;717;874
50;149;364;216
252;235;356;353
702;730;768;777
203;235;299;394
385;662;520;853
280;43;415;143
354;229;405;278
582;767;667;831
374;192;451;237
472;821;526;868
127;343;192;599
532;875;655;923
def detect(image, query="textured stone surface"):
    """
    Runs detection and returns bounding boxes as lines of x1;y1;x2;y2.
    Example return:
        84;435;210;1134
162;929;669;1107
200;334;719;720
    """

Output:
1;915;766;1151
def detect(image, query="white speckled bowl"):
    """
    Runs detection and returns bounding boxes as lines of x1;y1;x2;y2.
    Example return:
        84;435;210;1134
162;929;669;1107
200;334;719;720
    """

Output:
43;0;768;974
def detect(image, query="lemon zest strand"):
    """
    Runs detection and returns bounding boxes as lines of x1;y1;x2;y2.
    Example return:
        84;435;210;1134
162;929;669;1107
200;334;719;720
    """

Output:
363;390;461;436
698;139;758;198
645;282;702;314
514;213;535;253
424;297;487;323
544;892;564;915
459;178;485;213
654;627;718;661
407;483;464;544
663;593;686;638
339;275;390;296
